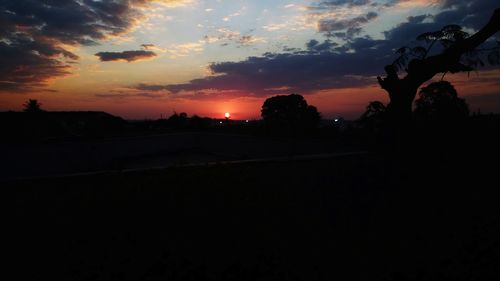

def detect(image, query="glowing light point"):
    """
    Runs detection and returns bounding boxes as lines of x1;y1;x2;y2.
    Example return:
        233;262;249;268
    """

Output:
224;112;230;118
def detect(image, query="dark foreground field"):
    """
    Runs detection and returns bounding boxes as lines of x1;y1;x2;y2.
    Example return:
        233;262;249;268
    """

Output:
10;152;500;280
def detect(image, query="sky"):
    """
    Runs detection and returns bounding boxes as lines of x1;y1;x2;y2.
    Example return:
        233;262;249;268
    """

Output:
1;0;499;120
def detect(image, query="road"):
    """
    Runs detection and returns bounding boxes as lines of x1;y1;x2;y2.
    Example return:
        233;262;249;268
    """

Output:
1;132;349;181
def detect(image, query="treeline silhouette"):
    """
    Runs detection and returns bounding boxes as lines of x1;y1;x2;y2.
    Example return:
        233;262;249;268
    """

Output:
359;81;470;135
358;81;499;151
2;91;499;153
0;110;127;143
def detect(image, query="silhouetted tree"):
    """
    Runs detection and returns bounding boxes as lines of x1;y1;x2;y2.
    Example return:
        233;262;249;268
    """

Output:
261;94;320;133
23;99;43;113
189;115;212;129
359;101;387;122
167;112;188;128
358;101;387;132
377;9;499;132
414;81;469;126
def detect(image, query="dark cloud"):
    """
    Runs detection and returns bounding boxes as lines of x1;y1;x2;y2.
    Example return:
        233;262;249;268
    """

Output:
141;44;156;50
311;0;420;9
238;36;257;45
95;50;157;62
310;0;371;9
135;83;170;91
436;1;500;30
383;15;440;47
131;41;391;98
306;39;338;52
308;0;378;38
383;0;499;50
383;0;411;7
0;35;75;92
95;92;165;99
0;0;177;92
346;37;386;51
318;12;378;39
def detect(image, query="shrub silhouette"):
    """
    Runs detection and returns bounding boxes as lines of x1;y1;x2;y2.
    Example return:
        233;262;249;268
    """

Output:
359;101;387;126
23;99;44;113
414;81;469;127
167;112;188;128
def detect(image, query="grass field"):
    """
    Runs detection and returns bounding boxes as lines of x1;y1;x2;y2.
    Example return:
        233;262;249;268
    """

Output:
10;152;500;280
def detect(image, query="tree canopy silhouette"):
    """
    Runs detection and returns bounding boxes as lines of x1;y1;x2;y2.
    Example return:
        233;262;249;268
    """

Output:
358;101;387;133
414;81;469;126
359;101;387;122
377;8;499;131
23;99;44;113
167;112;188;128
261;94;320;133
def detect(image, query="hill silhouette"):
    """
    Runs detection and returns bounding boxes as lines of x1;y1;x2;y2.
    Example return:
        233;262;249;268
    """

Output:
0;111;127;142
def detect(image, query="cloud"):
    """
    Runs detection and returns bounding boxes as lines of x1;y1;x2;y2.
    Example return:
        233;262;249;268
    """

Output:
0;0;188;92
237;35;267;46
140;43;168;53
382;14;440;46
203;28;241;43
382;1;498;31
135;83;171;91
382;1;499;49
435;1;500;30
165;42;204;58
95;50;157;62
141;44;156;50
130;3;499;100
0;37;76;92
221;7;246;22
310;0;371;9
306;39;339;52
203;28;266;47
263;23;289;32
130;40;389;99
307;0;379;38
155;0;194;8
222;12;241;22
318;12;378;38
95;92;166;99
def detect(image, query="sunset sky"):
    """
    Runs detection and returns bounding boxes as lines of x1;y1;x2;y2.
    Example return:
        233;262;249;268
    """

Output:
1;0;499;120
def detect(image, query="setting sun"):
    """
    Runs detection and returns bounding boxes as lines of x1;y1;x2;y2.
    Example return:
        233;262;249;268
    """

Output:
224;112;230;119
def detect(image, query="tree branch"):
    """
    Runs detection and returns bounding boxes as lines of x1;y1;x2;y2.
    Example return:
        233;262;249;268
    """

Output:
405;9;500;85
445;9;500;58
